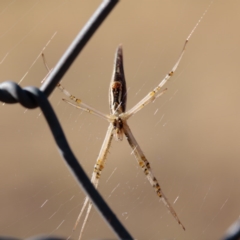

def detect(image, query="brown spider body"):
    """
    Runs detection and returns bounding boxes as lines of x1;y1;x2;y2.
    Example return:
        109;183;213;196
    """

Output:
109;46;127;141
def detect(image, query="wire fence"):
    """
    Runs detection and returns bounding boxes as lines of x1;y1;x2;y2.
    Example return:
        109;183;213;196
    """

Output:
0;1;238;240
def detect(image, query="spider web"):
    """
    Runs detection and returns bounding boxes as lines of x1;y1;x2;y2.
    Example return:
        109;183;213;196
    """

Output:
1;1;240;240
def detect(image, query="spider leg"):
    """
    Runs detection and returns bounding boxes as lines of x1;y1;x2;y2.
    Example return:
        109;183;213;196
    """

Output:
155;88;168;99
77;200;93;240
123;2;213;120
123;40;188;120
41;53;51;73
41;53;111;121
123;121;185;230
74;123;114;239
73;196;89;231
63;98;112;122
121;88;168;120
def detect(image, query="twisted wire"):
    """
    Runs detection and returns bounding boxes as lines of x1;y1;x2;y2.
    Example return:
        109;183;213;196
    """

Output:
0;81;132;240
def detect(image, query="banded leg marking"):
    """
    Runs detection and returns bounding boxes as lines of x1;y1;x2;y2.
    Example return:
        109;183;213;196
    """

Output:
123;122;185;230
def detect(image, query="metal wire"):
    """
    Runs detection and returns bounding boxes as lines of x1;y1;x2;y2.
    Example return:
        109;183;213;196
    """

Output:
0;0;133;239
0;81;132;239
41;0;119;97
223;219;240;240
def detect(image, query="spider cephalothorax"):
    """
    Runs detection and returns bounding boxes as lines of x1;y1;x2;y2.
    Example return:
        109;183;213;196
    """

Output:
112;116;124;141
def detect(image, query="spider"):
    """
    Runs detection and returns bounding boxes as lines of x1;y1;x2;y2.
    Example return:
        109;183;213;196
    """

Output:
42;43;185;238
41;4;212;238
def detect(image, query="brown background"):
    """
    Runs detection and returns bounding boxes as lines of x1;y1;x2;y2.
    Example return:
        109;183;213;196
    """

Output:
0;0;239;239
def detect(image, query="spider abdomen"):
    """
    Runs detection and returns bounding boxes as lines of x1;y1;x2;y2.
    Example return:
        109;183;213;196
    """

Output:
111;81;124;114
109;45;127;114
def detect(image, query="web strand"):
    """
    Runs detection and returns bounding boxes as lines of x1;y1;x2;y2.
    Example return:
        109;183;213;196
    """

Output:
18;31;57;84
187;1;214;41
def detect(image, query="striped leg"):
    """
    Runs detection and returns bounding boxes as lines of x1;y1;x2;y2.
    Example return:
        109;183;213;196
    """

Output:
123;40;188;120
62;98;112;122
74;123;114;240
123;122;185;230
123;2;213;120
41;53;111;122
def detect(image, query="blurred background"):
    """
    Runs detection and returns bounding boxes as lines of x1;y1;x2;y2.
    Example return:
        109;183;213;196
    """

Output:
0;0;239;239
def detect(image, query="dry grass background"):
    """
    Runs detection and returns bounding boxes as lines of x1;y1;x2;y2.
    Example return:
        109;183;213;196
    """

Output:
0;1;240;239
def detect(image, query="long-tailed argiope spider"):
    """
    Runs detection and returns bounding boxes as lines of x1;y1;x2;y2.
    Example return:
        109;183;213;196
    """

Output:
43;43;185;238
41;4;212;239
